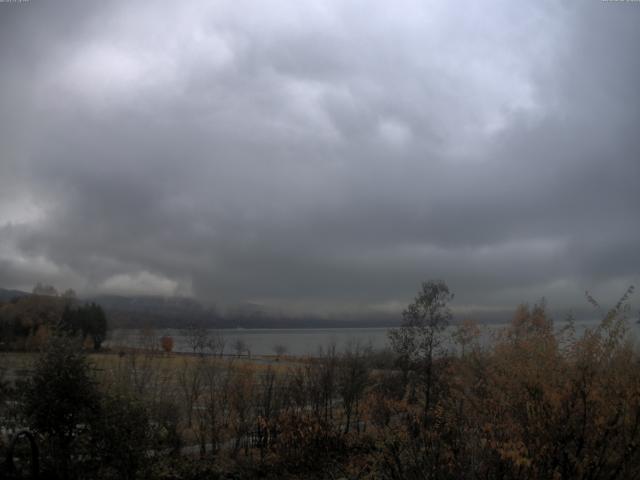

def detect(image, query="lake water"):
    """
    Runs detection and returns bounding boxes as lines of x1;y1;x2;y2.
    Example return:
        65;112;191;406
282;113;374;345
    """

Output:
108;327;392;356
108;319;640;356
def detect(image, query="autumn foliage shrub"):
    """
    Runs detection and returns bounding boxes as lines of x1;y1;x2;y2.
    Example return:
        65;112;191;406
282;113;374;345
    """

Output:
373;288;640;480
267;412;347;474
160;335;174;354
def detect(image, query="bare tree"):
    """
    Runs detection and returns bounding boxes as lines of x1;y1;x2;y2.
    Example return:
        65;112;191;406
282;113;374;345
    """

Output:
198;356;226;455
233;338;248;357
451;318;481;357
338;341;371;433
254;366;284;459
138;326;158;354
388;280;453;423
273;344;287;358
306;343;338;423
177;358;203;428
207;329;226;356
228;365;256;457
186;323;209;355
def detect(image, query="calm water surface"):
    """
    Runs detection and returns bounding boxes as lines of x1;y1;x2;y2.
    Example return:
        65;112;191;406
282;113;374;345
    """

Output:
108;319;640;356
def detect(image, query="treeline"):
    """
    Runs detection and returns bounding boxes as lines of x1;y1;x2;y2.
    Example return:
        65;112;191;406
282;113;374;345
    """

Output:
1;281;640;479
0;285;108;351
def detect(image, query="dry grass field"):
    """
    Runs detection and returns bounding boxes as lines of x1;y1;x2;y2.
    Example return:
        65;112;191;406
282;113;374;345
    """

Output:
1;349;297;389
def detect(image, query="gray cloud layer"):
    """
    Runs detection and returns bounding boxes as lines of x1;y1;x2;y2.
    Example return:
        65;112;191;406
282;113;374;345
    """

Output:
1;1;639;316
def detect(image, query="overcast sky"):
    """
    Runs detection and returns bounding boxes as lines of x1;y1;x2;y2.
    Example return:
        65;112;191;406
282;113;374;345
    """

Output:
0;0;638;317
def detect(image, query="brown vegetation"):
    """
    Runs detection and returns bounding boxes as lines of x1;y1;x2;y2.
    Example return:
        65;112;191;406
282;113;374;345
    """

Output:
2;283;640;479
161;335;175;354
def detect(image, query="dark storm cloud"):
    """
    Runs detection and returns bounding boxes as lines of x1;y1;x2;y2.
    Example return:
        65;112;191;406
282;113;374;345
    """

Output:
1;0;638;316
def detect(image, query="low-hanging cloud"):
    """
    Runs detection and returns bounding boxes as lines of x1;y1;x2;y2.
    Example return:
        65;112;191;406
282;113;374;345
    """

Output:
0;0;638;316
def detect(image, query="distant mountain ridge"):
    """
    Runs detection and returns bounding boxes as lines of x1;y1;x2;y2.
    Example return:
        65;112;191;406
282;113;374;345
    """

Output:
0;288;30;301
2;287;522;329
84;294;219;328
0;287;401;328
